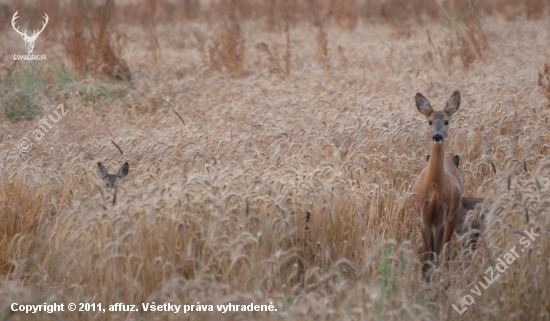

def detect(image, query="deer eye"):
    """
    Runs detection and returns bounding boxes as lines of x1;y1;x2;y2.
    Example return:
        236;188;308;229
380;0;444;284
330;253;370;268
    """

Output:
444;120;449;125
428;121;432;126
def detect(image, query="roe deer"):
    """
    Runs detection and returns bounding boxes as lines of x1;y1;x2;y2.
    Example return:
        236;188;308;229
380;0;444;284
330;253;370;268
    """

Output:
427;154;487;253
97;162;129;190
412;91;464;281
427;154;460;168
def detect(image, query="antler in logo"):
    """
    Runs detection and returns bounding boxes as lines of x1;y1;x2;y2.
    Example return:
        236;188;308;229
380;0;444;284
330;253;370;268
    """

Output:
11;11;49;54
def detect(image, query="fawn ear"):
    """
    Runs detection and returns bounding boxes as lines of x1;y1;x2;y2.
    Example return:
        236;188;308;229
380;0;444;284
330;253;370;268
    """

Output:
117;162;129;179
97;163;109;179
444;91;461;116
415;93;433;117
452;155;460;168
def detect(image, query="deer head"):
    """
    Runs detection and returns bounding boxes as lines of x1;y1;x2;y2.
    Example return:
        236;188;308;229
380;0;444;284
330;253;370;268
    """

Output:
98;162;129;190
11;11;49;53
415;91;461;144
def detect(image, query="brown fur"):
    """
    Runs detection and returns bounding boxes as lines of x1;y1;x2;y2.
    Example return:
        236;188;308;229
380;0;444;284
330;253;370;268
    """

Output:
412;91;464;281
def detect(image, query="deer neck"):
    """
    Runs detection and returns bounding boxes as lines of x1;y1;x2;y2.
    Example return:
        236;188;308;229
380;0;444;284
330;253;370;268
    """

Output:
426;141;447;185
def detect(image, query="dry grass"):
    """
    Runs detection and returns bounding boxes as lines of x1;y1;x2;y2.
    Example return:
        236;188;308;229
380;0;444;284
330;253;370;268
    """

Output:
65;0;131;80
0;1;550;320
315;22;330;70
539;63;550;107
206;6;246;76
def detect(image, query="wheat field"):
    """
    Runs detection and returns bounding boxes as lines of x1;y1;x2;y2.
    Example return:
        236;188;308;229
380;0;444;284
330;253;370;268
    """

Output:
1;1;550;320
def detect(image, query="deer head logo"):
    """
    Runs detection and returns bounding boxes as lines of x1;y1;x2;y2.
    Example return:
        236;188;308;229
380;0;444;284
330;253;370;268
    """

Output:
11;11;49;54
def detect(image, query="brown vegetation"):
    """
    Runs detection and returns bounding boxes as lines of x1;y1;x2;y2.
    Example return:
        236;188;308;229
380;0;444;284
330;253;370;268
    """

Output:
539;63;550;106
0;1;549;320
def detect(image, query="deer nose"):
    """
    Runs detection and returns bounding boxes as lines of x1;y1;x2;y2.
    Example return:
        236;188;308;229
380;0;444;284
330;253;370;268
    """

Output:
433;134;443;143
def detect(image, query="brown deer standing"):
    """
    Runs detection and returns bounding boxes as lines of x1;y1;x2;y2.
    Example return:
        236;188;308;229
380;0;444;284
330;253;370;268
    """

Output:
412;91;465;281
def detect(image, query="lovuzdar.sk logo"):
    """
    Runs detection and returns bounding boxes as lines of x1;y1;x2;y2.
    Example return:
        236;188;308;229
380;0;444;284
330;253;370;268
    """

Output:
11;10;48;60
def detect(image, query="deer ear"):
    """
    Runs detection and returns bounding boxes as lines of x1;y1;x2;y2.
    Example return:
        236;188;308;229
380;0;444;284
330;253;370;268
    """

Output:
98;163;109;179
444;91;461;116
117;162;129;179
415;93;433;117
452;155;460;168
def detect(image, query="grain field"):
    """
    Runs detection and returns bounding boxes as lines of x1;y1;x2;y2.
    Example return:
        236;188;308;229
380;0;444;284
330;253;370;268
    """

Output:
1;1;549;320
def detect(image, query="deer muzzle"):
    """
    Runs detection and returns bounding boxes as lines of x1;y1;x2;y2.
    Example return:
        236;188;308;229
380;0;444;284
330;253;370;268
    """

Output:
433;133;443;144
